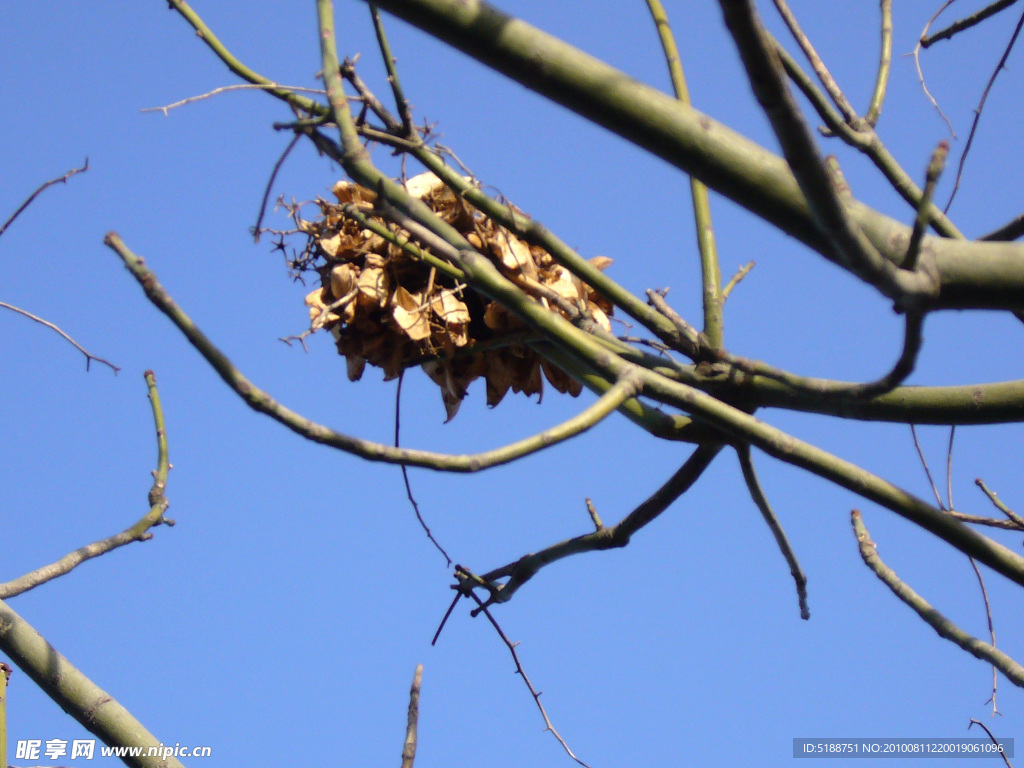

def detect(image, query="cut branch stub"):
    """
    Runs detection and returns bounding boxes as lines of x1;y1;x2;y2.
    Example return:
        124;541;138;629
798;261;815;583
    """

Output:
298;172;614;419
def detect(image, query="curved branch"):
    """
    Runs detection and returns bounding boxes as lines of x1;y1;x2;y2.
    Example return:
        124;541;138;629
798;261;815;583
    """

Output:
737;444;809;619
0;160;89;240
105;231;642;472
0;371;168;599
469;441;723;606
852;511;1024;688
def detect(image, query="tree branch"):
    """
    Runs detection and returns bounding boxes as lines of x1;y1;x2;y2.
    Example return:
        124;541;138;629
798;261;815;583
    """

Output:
0;371;169;599
644;0;723;349
0;160;89;240
464;442;723;606
0;597;186;768
106;232;644;471
852;511;1024;688
719;0;938;309
737;444;809;619
400;664;422;768
0;301;120;374
357;0;1024;310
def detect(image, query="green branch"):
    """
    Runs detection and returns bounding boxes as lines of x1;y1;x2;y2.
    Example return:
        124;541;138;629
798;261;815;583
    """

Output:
853;511;1024;688
0;372;170;599
105;231;649;471
468;442;723;606
0;598;185;768
360;0;1024;310
644;0;723;349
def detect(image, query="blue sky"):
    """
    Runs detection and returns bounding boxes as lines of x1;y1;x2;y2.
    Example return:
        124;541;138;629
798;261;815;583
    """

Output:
2;1;1023;766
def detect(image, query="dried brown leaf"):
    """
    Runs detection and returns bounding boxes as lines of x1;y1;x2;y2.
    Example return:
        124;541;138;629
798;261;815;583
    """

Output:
392;285;432;342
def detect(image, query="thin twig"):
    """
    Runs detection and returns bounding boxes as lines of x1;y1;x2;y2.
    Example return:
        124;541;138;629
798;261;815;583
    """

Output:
770;0;860;125
369;5;415;136
0;371;170;599
467;591;591;768
253;132;302;243
946;425;956;512
967;720;1013;768
644;0;723;349
913;1;959;137
737;444;809;619
400;665;422;768
0;160;89;240
851;511;1024;688
721;261;755;301
976;479;1024;528
141;83;327;116
910;424;945;509
0;301;119;374
966;556;1000;715
947;511;1024;531
396;372;452;566
944;6;1024;213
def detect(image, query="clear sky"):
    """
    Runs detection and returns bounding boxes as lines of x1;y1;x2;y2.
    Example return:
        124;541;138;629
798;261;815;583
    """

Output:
2;1;1023;766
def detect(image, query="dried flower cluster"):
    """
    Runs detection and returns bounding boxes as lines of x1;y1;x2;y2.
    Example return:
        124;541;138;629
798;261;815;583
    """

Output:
301;172;613;420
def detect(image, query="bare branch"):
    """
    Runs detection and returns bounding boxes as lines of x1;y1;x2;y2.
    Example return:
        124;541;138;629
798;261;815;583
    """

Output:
904;142;950;271
396;372;452;566
0;301;120;374
910;424;946;509
721;261;755;301
467;591;591;768
0;372;169;599
0;160;89;240
966;557;1000;715
253;132;302;243
921;0;1021;47
769;0;860;125
944;7;1024;213
852;511;1024;689
400;665;423;768
737;444;809;620
912;1;959;137
0;597;187;768
141;83;328;117
108;231;645;471
865;0;893;127
369;6;415;136
719;0;940;309
967;720;1014;768
976;479;1024;529
979;213;1024;242
644;0;723;349
469;442;723;607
